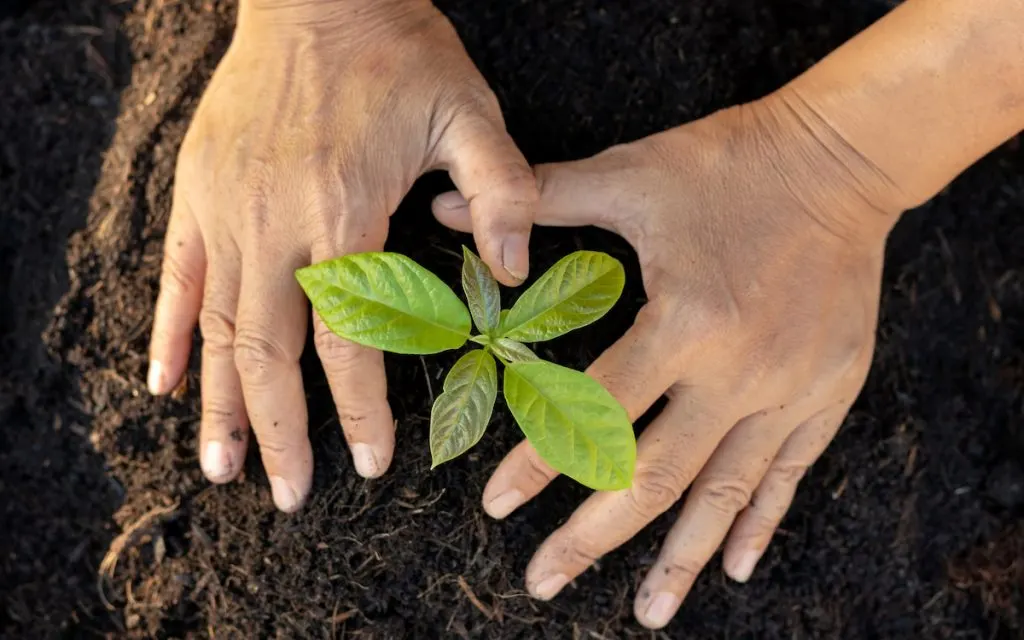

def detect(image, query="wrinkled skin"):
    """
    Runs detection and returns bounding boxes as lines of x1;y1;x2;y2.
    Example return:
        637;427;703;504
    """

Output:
147;0;539;511
433;90;900;629
148;0;1023;630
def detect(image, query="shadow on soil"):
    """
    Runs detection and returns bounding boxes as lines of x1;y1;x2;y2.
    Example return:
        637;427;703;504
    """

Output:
0;0;130;635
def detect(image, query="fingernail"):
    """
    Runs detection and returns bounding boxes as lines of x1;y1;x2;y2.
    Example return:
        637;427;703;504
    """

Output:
269;475;301;512
486;490;524;519
643;592;680;628
502;232;529;281
201;441;232;480
729;549;762;583
435;191;469;210
531;573;568;600
147;361;165;395
351;443;380;478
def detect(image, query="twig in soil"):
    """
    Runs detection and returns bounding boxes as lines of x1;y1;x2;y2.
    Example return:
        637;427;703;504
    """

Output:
338;499;374;523
97;499;180;610
330;604;359;639
831;475;848;500
921;589;947;611
418;573;457;599
396;488;447;514
421;356;435;404
492;589;534;600
904;444;918;478
456;575;494;620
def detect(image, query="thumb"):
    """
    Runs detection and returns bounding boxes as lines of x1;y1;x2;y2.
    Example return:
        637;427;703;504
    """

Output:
435;110;538;286
433;150;634;238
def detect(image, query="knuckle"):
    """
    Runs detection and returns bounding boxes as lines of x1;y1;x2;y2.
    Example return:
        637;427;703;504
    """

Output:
695;477;752;517
629;461;688;516
566;543;601;569
202;402;243;427
724;361;776;400
660;556;703;583
300;168;388;254
485;167;540;214
313;325;367;371
524;451;558;487
198;306;236;350
339;405;390;435
233;328;290;379
336;397;391;437
591;364;645;406
160;250;201;298
558;533;602;568
254;438;291;456
766;460;807;487
449;83;503;121
742;505;783;539
734;503;785;546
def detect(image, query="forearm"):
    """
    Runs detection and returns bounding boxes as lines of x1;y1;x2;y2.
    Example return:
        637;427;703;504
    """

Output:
237;0;433;36
778;0;1024;215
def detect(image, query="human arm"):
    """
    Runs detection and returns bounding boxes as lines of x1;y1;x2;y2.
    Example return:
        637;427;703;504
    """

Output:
433;0;1023;629
146;0;539;511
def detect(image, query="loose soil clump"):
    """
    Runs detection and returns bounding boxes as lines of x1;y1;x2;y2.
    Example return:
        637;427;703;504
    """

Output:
1;0;1021;637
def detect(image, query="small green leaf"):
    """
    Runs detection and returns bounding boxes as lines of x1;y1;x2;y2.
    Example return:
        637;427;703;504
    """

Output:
430;350;498;467
296;252;471;354
501;251;624;343
461;246;501;334
489;338;539;364
504;360;635;490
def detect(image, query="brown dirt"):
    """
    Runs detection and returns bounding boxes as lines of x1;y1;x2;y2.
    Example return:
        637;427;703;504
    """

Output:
2;0;1022;638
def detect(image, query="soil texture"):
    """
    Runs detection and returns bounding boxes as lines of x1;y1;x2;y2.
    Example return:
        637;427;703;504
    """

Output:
1;0;1022;637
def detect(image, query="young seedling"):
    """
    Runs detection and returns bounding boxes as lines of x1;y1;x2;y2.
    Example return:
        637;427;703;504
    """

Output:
295;248;636;490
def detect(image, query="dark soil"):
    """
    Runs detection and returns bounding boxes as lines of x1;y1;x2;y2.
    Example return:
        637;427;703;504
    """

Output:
2;0;1022;638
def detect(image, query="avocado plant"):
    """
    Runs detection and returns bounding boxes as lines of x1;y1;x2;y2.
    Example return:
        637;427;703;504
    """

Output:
295;247;636;491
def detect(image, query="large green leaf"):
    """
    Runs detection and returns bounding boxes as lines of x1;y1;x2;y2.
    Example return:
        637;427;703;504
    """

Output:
461;246;501;334
500;251;624;342
488;338;539;364
430;350;498;467
296;252;471;354
504;360;635;490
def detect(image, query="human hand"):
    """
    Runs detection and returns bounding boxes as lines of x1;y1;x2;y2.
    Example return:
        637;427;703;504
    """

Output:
433;90;905;628
146;0;538;511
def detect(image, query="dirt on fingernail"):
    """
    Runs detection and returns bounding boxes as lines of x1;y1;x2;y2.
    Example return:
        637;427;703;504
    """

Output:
1;0;1021;638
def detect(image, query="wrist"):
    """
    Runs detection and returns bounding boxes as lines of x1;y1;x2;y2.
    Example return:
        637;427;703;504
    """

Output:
746;90;904;248
238;0;437;40
776;0;1024;217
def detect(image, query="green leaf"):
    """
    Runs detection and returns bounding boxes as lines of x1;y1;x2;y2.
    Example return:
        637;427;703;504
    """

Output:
504;360;635;490
430;350;498;467
461;246;501;334
488;338;538;364
500;251;625;342
296;252;471;354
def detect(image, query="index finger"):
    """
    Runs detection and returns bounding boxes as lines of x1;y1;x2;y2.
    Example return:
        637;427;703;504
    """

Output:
481;306;677;518
233;241;313;512
523;390;739;600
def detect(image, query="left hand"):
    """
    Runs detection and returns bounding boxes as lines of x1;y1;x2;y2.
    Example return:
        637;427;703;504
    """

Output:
433;90;904;628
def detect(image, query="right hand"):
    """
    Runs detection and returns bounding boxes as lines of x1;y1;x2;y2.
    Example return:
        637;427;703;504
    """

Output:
146;0;539;512
435;90;905;627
